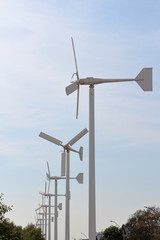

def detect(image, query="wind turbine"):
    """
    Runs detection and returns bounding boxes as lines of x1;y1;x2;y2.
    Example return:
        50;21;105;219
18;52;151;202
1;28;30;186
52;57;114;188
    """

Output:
39;128;88;240
35;205;45;236
39;190;63;240
46;161;83;240
65;38;152;240
40;163;65;240
40;182;48;240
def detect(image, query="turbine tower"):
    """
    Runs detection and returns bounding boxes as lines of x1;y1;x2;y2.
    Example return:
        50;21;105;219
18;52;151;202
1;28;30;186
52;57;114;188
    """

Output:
65;38;152;240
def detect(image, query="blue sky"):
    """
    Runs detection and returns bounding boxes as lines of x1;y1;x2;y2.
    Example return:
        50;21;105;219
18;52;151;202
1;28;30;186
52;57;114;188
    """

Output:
0;0;160;239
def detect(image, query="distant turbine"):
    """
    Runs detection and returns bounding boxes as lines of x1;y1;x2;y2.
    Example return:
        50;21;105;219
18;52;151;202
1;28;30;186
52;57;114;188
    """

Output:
39;128;88;240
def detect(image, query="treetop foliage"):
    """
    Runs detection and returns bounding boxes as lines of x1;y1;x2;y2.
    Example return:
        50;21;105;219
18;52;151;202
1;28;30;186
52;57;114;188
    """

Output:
0;194;12;222
125;206;160;240
0;194;44;240
102;206;160;240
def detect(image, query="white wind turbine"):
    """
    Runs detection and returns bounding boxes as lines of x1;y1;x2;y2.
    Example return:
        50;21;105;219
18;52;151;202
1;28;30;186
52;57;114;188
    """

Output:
39;179;63;240
39;191;63;240
36;181;52;240
39;194;63;240
65;38;152;240
35;205;45;236
39;128;88;240
40;182;48;240
46;161;84;240
40;162;65;240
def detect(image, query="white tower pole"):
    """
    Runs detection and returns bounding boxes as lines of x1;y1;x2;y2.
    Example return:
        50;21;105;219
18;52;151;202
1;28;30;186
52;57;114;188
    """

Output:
44;205;47;240
89;85;96;240
65;150;70;240
42;212;45;236
54;179;58;240
48;195;51;240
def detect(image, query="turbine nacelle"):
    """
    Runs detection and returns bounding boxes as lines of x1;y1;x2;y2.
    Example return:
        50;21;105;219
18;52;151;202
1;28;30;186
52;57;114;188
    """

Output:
66;68;152;95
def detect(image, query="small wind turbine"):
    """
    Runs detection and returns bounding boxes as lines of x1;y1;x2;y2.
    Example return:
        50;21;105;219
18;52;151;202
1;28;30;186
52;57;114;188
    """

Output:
46;161;83;240
41;182;48;240
39;190;64;240
35;205;45;235
45;162;65;240
65;38;152;240
42;162;84;240
39;129;88;240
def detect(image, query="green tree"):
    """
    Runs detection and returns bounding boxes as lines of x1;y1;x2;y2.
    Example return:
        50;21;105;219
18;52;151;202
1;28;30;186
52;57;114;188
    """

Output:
124;206;160;240
102;226;123;240
0;194;44;240
0;220;22;240
0;194;12;222
22;224;44;240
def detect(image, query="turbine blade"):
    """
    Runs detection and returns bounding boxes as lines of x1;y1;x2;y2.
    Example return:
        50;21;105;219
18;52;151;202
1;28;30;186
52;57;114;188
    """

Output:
68;128;88;146
46;173;50;180
39;132;62;146
65;82;78;95
71;37;79;77
47;161;50;177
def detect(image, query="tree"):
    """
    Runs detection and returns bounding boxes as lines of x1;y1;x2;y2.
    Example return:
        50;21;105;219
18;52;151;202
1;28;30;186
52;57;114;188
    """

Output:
102;226;123;240
124;206;160;240
0;194;44;240
0;194;12;222
22;224;44;240
0;220;22;240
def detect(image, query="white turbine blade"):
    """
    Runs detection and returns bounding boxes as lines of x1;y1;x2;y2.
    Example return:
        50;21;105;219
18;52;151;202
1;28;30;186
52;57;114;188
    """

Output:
71;37;79;76
46;173;50;180
65;82;78;95
79;146;83;161
76;173;83;184
76;85;80;119
61;152;66;176
47;161;50;177
68;128;88;146
39;132;62;146
135;68;152;91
